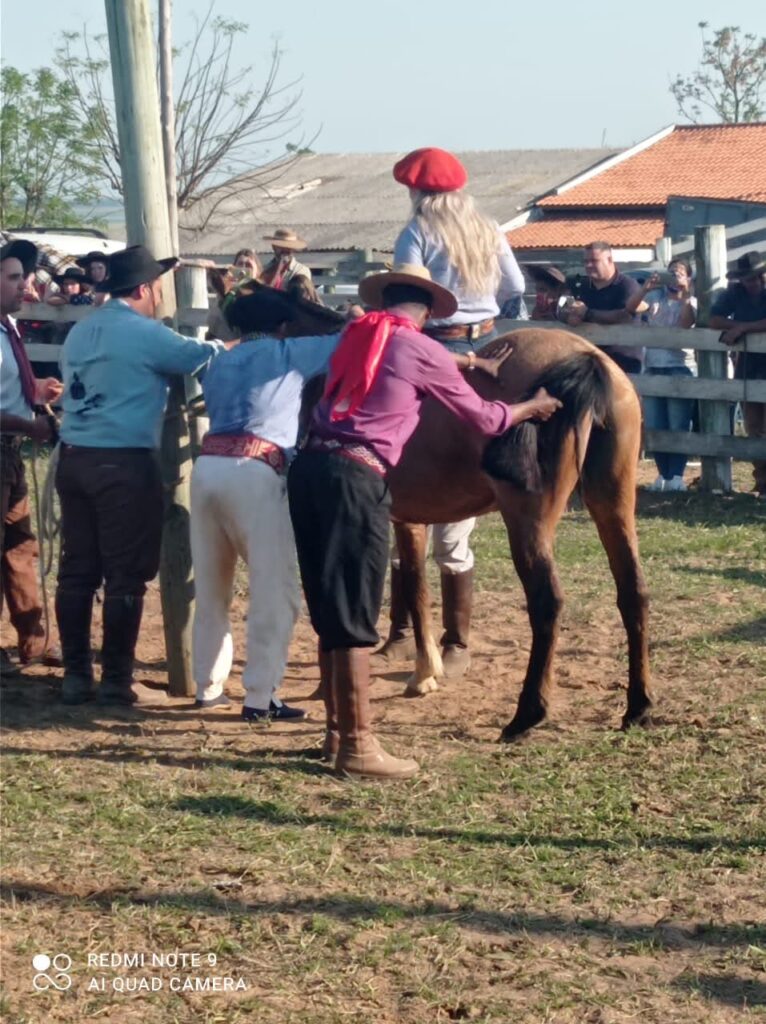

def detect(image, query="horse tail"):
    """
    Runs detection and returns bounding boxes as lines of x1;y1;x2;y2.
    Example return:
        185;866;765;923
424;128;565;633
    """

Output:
481;352;612;492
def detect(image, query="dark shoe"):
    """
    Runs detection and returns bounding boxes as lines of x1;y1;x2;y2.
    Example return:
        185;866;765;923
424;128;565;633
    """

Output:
56;589;94;679
440;569;473;679
241;700;306;723
194;693;232;709
97;681;138;706
19;644;63;668
1;648;20;677
61;673;95;705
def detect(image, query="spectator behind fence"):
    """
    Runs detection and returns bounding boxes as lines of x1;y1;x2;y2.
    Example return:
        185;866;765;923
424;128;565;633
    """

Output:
261;229;313;293
232;248;262;282
76;251;110;307
627;261;697;492
525;264;568;321
710;251;766;498
46;267;93;306
564;241;646;374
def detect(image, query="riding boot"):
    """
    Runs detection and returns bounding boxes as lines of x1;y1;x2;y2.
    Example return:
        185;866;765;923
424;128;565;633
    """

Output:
371;565;416;665
320;647;339;762
56;589;95;704
307;638;327;701
334;647;419;779
98;594;143;705
440;569;473;678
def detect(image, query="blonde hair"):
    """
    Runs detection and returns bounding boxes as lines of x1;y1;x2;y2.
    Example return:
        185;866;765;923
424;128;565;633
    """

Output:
411;189;500;297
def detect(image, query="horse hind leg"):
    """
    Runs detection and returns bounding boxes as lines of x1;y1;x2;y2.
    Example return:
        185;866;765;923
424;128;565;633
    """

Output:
582;429;653;729
496;474;575;741
393;522;443;696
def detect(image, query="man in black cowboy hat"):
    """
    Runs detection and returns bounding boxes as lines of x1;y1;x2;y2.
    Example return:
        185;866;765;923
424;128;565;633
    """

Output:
710;250;766;496
55;245;238;706
1;239;63;669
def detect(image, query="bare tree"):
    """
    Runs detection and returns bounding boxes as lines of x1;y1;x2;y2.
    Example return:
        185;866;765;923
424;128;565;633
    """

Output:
670;23;766;124
56;6;314;228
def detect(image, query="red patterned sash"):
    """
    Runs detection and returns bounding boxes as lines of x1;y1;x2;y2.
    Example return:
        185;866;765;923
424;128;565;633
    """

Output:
306;435;387;477
200;433;286;474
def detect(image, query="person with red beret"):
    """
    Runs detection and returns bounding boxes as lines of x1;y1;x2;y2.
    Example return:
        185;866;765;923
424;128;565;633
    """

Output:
377;147;525;679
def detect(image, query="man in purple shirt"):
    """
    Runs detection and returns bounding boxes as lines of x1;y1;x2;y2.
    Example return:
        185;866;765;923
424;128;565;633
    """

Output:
287;265;561;782
564;241;645;374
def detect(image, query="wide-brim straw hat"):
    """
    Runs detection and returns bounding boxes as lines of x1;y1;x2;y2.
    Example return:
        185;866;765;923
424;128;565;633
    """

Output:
523;263;566;288
262;228;308;250
358;263;458;319
727;250;766;280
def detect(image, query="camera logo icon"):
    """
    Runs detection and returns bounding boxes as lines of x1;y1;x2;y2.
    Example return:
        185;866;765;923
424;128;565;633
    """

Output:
32;953;72;991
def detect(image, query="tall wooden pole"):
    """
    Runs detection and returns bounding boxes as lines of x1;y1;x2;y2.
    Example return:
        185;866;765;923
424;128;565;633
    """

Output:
158;0;180;256
695;225;732;493
105;0;195;695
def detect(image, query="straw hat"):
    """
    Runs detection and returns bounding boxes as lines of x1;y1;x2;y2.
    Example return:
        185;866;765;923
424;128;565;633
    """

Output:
262;228;308;251
358;263;458;319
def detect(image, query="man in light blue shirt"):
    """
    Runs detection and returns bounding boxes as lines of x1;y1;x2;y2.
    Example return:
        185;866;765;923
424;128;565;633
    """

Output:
191;287;341;722
56;245;235;707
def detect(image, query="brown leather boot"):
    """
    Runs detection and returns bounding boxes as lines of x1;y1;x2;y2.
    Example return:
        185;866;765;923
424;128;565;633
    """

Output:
320;647;339;761
440;569;473;678
371;565;416;665
334;647;418;779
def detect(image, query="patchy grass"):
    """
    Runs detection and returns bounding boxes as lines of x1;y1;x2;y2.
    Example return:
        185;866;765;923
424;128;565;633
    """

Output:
1;461;765;1022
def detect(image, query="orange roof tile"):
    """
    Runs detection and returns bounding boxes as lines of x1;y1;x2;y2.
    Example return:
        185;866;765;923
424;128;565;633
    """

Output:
507;215;665;249
539;124;766;208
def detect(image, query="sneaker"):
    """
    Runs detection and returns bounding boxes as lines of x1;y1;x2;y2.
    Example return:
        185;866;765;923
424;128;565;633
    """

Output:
646;476;665;492
194;692;232;709
665;475;687;492
241;699;306;723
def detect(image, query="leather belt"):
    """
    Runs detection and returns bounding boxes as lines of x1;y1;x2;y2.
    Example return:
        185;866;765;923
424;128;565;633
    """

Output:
305;435;388;477
424;317;495;342
200;433;286;474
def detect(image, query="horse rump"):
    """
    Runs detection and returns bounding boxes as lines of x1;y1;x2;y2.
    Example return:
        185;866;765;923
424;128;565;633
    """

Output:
481;352;611;492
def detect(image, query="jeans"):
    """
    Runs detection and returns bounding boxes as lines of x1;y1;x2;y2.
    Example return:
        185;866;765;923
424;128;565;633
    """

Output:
642;366;695;480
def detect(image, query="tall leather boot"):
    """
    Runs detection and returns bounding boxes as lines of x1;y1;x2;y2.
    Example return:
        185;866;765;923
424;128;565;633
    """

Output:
56;589;95;704
98;594;143;705
371;565;416;665
334;647;419;779
307;638;327;701
440;569;473;679
320;647;339;762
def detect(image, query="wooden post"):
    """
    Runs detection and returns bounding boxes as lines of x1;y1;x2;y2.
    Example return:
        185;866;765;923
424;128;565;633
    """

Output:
655;236;673;265
694;225;732;492
176;263;210;456
105;0;194;695
158;0;180;255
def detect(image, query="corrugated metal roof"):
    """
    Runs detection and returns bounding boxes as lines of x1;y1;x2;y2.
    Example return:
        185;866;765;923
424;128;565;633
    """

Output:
179;148;616;255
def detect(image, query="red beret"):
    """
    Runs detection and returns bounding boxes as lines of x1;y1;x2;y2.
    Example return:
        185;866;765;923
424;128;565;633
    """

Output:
392;147;467;193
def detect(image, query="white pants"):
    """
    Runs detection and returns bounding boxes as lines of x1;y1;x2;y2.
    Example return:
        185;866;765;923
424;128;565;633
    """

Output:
390;517;476;574
190;456;300;710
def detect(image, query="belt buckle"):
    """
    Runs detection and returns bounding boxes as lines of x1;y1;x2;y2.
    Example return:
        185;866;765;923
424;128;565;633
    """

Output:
468;323;480;342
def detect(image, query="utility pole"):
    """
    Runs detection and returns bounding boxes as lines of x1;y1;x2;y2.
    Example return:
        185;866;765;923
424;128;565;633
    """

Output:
105;0;196;696
158;0;180;255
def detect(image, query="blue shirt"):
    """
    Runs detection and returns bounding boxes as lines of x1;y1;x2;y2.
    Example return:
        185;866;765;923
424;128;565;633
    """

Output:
202;332;340;454
393;217;525;327
60;300;225;448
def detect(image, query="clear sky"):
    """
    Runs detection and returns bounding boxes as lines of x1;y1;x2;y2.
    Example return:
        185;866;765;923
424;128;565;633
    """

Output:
1;0;764;155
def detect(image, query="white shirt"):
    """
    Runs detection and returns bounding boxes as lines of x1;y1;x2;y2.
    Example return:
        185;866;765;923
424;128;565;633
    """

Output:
0;317;33;420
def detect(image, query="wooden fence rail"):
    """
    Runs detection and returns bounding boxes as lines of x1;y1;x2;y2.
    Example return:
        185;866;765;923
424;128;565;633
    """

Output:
17;288;766;483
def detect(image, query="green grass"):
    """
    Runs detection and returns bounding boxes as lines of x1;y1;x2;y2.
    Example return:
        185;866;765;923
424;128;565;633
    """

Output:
2;468;765;1022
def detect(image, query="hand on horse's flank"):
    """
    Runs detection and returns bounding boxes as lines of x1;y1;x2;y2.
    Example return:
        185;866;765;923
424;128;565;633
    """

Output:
530;387;563;421
477;340;513;379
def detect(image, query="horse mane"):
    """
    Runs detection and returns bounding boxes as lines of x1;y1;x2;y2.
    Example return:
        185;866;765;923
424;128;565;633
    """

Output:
481;352;612;492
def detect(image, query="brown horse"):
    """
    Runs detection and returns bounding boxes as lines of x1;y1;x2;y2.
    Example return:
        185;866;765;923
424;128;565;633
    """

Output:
384;327;651;740
257;291;651;740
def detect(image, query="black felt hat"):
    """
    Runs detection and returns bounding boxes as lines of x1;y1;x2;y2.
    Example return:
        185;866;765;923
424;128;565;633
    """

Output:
98;245;177;293
0;239;38;276
54;266;91;286
76;250;111;270
727;250;766;280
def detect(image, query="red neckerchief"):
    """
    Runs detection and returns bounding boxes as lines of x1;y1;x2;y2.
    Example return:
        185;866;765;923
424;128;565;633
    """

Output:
1;316;37;407
323;311;415;422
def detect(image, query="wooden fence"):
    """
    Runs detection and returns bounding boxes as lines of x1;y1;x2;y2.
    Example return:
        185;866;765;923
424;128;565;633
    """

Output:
17;257;766;493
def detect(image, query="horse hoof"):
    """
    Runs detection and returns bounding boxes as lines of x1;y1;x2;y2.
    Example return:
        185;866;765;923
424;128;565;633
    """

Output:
621;707;654;730
498;709;547;743
404;675;439;697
